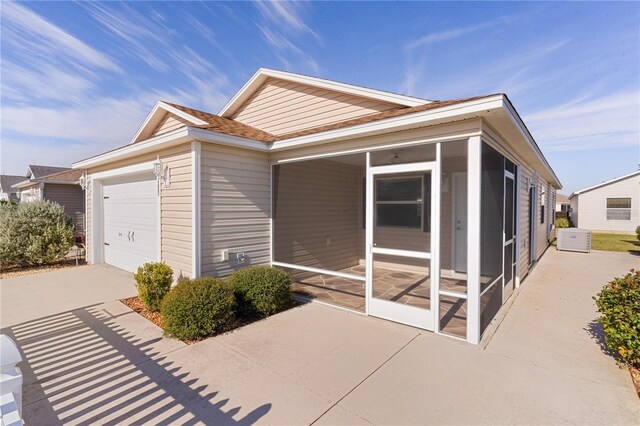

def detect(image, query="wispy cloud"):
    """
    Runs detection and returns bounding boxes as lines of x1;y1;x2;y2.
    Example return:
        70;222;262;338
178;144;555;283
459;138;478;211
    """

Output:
253;2;321;74
0;2;236;174
525;91;640;152
255;1;320;40
1;2;121;73
405;15;517;51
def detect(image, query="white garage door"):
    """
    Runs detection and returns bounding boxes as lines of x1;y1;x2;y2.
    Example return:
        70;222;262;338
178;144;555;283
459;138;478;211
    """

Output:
103;174;158;273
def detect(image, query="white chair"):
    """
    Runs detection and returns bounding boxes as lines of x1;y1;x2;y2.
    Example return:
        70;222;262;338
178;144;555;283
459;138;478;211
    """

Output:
0;335;23;426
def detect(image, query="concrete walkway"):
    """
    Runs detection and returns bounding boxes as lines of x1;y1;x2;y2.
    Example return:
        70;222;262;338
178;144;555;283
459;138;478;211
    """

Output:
1;251;638;425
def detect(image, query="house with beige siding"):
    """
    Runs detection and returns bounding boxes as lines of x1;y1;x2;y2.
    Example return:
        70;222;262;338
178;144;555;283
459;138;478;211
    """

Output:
73;68;560;344
569;170;640;234
12;166;85;233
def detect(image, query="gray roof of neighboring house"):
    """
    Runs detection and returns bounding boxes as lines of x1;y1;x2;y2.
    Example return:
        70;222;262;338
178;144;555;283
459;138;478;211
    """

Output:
0;175;25;192
28;165;71;179
556;193;569;203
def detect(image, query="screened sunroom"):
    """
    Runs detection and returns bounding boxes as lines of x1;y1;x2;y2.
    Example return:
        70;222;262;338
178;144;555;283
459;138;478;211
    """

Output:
272;136;521;344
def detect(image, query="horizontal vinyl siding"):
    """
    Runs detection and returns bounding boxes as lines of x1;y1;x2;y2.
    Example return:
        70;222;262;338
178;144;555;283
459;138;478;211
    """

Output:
44;183;85;233
151;113;189;137
200;144;270;277
274;159;362;274
87;143;192;278
518;166;533;279
232;78;402;135
573;175;640;233
536;177;551;260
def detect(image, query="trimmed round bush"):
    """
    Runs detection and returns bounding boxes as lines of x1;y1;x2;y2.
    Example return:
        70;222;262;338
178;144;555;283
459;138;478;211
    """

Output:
133;262;173;312
161;277;235;340
0;200;74;267
594;270;640;367
229;266;292;318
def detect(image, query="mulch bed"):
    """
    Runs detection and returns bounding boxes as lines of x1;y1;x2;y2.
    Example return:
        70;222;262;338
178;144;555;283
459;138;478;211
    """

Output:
1;259;86;279
121;296;165;329
120;296;300;344
630;366;640;399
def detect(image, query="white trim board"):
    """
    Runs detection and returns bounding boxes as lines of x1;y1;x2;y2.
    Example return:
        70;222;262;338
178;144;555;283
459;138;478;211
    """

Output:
219;68;429;118
130;101;209;144
191;141;201;278
569;170;640;197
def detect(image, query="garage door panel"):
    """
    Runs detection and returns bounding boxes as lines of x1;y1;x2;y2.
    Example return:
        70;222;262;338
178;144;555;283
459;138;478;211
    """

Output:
103;174;159;273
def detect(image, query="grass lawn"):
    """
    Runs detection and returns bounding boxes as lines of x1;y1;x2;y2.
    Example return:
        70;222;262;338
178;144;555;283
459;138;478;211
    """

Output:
591;233;640;254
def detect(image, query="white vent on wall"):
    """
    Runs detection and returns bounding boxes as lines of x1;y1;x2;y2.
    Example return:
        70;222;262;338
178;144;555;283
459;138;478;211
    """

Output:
557;228;592;253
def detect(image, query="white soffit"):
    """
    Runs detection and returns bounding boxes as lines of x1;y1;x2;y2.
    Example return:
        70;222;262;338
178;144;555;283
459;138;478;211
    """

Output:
218;68;430;118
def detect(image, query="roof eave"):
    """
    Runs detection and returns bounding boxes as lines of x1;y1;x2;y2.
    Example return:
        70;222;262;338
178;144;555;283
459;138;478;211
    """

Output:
570;170;640;196
218;68;429;118
73;127;267;170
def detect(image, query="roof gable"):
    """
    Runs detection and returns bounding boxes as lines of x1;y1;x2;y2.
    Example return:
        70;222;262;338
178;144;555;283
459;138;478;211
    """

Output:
27;165;71;179
570;170;640;198
230;77;415;136
219;68;429;119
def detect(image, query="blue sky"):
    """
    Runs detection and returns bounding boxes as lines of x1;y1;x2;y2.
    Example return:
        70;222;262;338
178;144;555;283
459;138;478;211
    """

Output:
1;1;638;194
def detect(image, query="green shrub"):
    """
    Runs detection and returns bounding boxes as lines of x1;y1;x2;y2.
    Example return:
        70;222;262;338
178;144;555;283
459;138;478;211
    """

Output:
133;262;173;312
161;277;235;340
229;266;292;318
555;217;570;228
0;200;74;267
594;270;640;367
636;225;640;242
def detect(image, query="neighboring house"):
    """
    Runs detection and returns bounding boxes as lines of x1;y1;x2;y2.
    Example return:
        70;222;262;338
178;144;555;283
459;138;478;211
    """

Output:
73;68;561;345
555;193;570;212
0;175;24;201
569;170;640;234
12;166;86;233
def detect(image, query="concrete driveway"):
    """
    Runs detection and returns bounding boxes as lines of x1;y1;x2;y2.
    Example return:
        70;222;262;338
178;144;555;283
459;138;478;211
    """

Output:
1;251;639;425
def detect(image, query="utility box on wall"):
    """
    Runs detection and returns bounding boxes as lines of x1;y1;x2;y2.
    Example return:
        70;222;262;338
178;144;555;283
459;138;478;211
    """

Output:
557;228;592;253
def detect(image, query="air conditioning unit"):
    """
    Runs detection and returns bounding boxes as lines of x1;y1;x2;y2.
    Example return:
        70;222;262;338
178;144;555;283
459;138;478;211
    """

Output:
557;228;592;253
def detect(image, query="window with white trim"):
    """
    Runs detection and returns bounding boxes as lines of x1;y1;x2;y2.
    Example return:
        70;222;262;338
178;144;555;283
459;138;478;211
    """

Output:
375;176;427;229
606;198;631;220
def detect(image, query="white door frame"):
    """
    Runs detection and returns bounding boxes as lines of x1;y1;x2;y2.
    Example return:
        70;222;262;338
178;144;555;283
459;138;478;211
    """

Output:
365;160;439;330
503;169;516;302
90;162;161;266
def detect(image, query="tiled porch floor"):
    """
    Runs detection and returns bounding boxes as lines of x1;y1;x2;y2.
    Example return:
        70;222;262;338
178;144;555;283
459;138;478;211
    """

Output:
290;265;468;337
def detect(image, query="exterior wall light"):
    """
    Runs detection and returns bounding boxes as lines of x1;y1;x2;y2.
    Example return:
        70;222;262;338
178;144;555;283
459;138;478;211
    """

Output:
153;156;171;188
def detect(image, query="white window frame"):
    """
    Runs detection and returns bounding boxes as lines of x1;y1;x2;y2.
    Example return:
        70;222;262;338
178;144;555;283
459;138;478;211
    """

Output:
605;198;631;221
374;175;425;230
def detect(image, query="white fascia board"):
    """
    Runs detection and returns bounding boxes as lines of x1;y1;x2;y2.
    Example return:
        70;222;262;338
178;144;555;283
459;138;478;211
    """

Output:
572;170;640;196
189;127;269;151
90;161;155;180
73;128;192;169
11;179;37;190
271;95;504;151
129;101;209;145
501;99;562;189
73;127;268;170
158;101;208;125
218;69;267;117
219;68;428;117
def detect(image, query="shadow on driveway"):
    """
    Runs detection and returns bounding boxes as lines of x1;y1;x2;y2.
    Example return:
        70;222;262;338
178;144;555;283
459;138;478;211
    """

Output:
3;304;271;425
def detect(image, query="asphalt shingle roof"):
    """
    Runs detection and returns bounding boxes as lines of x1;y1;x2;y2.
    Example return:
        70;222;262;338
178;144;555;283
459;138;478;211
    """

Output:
163;95;496;143
28;165;71;179
0;175;24;192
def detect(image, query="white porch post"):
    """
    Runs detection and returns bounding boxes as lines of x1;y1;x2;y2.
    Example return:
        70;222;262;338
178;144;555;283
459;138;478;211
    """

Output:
364;151;372;316
191;140;201;278
467;136;482;344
